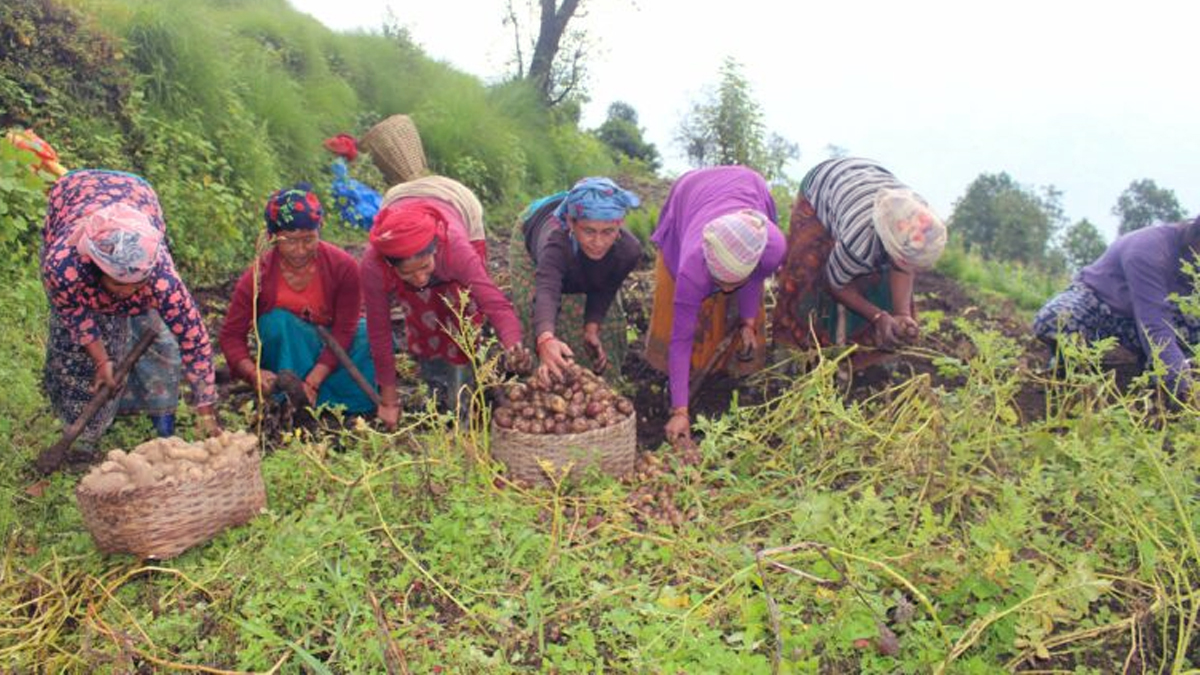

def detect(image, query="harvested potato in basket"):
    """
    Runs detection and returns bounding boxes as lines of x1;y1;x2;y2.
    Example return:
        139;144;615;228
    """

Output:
493;363;634;435
79;431;258;493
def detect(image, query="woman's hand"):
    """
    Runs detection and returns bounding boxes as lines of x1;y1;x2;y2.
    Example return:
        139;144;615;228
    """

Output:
237;359;277;397
871;311;901;348
664;407;691;444
303;364;331;406
91;359;117;394
893;314;920;343
535;332;574;384
504;343;534;376
581;323;608;374
195;406;222;438
737;319;759;361
377;402;400;430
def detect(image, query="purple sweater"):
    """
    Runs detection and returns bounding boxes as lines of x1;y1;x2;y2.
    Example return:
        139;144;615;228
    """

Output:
650;166;786;408
1078;223;1197;389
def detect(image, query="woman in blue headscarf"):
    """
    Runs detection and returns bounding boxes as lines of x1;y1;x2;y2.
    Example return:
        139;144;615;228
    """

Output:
508;177;642;385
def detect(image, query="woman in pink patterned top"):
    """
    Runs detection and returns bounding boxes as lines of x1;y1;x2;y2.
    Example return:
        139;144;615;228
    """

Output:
40;170;219;449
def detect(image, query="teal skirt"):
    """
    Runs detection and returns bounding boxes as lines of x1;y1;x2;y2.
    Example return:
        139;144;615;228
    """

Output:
257;309;377;414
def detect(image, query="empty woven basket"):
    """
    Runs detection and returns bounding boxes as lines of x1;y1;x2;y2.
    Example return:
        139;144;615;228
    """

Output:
491;413;636;487
76;451;267;560
362;114;428;186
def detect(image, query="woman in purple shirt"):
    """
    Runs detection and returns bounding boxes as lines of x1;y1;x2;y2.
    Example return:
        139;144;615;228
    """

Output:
646;166;786;443
1034;217;1200;394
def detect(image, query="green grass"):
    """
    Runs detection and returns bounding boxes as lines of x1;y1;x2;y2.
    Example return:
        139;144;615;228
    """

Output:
2;324;1198;672
936;244;1067;314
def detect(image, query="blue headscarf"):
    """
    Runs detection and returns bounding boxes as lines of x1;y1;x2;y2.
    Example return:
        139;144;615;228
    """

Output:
553;177;640;222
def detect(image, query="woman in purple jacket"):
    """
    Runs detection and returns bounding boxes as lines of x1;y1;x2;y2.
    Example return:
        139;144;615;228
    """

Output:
645;166;786;443
1034;217;1200;395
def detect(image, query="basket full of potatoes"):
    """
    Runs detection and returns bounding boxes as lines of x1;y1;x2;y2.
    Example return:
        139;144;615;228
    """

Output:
75;431;266;560
491;363;636;486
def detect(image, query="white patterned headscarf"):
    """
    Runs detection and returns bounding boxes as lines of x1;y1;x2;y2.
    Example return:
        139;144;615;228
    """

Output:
872;189;947;271
66;203;164;282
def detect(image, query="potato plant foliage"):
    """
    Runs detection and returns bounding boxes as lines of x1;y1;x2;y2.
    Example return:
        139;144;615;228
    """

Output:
2;320;1198;673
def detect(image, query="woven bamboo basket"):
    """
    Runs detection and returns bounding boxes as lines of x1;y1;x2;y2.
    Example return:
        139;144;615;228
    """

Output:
491;413;636;487
362;114;428;186
75;451;267;560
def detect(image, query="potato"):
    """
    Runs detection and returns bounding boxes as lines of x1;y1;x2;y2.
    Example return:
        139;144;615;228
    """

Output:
585;401;604;419
167;446;210;463
513;419;532;433
494;408;514;428
546;394;568;414
210;454;237;471
616;398;634;416
528;419;545;434
119;453;158;488
138;444;166;464
520;405;537;420
84;471;132;493
507;383;528;401
570;418;588;434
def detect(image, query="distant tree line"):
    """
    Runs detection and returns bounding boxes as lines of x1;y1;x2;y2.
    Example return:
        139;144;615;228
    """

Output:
949;174;1189;273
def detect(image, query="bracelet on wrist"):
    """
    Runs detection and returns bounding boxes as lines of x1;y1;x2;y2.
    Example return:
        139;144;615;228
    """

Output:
536;333;556;348
869;310;886;324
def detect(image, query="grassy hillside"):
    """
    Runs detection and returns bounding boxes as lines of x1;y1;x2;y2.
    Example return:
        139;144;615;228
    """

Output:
2;0;617;280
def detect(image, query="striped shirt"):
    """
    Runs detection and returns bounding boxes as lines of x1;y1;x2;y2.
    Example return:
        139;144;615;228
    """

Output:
802;157;907;289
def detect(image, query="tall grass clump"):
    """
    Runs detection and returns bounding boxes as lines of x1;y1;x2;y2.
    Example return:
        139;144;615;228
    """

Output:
936;243;1066;314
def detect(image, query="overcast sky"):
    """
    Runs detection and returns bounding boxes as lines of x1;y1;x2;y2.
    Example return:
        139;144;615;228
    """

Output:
289;0;1200;241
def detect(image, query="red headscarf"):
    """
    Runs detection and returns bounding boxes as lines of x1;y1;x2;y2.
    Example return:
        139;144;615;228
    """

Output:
322;133;359;162
370;200;445;259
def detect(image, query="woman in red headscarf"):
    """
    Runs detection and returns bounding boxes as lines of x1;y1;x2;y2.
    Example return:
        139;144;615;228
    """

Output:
360;198;530;428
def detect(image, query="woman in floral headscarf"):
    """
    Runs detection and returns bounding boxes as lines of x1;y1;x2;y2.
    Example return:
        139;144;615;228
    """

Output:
360;198;531;429
773;157;947;352
220;184;376;413
40;170;219;451
647;166;786;443
508;177;643;385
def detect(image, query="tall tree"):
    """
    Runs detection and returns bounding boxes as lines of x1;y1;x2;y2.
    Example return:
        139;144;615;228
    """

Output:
1059;218;1108;270
595;101;660;170
675;57;798;183
505;0;588;105
1113;179;1185;234
950;172;1064;265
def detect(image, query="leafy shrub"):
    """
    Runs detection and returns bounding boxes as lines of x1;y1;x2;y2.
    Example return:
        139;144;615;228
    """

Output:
0;141;52;271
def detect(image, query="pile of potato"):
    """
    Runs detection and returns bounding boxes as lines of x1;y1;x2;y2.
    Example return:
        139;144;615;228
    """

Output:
79;431;258;494
493;363;634;435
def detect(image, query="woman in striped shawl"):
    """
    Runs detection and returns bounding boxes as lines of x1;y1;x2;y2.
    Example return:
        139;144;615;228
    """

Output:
773;157;947;350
